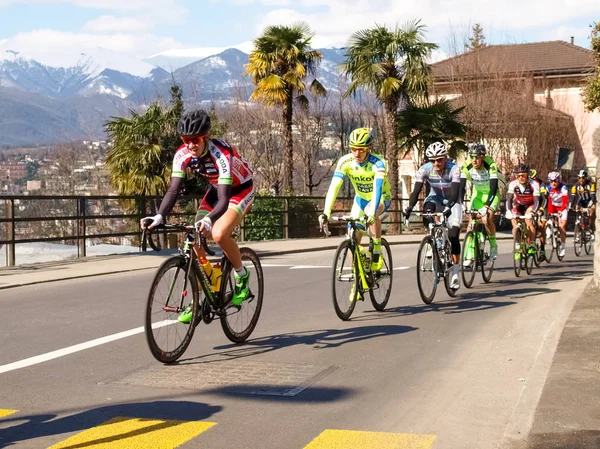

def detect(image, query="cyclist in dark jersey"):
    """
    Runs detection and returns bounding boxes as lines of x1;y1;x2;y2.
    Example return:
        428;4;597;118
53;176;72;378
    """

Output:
141;110;254;311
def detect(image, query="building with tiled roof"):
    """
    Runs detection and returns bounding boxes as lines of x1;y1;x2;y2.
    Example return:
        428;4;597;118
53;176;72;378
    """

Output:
431;40;599;177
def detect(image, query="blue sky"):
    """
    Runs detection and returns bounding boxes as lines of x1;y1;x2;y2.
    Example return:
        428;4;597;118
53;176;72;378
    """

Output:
0;0;597;73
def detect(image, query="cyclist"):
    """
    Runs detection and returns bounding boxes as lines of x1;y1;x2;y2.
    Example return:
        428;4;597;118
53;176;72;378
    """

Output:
546;171;569;257
140;109;254;319
505;164;540;259
530;168;549;260
403;142;462;290
460;143;500;263
569;169;596;239
320;127;391;272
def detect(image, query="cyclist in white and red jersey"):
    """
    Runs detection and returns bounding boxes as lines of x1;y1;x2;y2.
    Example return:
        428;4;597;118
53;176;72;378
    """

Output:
545;171;568;257
505;164;540;256
141;109;254;311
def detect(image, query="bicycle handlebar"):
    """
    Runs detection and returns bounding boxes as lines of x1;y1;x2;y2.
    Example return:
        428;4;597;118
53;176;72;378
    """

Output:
142;223;216;256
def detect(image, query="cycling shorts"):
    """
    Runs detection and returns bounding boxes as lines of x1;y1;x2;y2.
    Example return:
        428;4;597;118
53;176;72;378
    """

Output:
195;181;254;222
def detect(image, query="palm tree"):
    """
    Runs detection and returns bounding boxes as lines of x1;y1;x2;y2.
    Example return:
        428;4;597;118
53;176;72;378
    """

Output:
245;22;326;192
104;85;184;196
342;20;438;202
397;99;467;165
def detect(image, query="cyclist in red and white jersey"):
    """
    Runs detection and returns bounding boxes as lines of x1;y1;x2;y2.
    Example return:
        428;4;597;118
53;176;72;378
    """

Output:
505;164;540;255
141;109;254;308
545;171;568;257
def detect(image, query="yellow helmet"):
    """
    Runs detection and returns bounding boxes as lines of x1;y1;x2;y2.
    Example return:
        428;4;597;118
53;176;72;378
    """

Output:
349;128;373;147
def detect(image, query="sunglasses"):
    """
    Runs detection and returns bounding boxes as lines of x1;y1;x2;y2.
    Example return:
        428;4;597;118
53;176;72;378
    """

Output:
470;154;483;160
431;158;445;164
517;173;528;177
350;147;367;153
181;135;207;145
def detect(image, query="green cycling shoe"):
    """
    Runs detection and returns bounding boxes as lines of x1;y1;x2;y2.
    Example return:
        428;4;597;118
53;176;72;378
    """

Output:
178;304;193;324
232;270;251;306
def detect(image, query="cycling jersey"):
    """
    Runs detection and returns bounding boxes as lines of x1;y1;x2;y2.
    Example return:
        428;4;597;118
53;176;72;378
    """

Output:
460;156;499;209
323;153;391;217
506;178;540;212
172;138;253;186
547;183;569;220
416;160;461;201
570;181;596;207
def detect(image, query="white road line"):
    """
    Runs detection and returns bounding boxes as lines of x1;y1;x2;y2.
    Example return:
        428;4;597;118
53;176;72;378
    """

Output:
289;265;331;269
394;266;410;270
0;320;175;375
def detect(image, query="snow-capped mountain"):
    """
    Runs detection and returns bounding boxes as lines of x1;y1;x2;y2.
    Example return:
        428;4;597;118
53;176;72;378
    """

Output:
0;47;347;147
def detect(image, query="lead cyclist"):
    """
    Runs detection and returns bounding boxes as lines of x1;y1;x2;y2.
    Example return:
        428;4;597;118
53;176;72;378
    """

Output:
318;127;392;272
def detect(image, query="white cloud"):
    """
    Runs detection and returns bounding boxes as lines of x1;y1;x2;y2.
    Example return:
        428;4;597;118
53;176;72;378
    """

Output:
83;15;153;33
0;28;185;75
255;0;598;50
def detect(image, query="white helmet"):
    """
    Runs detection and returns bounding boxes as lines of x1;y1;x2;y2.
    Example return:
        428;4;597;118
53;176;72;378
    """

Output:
425;142;447;159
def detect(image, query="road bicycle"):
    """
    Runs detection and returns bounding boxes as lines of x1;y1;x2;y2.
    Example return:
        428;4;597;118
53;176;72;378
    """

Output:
142;223;264;363
414;212;457;304
543;212;565;263
461;210;495;288
321;216;393;321
573;207;594;257
511;215;535;277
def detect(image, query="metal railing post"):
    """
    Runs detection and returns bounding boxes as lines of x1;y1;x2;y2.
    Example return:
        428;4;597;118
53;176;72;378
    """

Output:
6;199;15;266
283;197;289;239
78;197;86;258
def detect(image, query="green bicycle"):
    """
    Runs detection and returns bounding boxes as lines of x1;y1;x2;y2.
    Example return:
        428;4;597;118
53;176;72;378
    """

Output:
461;210;495;288
322;216;393;321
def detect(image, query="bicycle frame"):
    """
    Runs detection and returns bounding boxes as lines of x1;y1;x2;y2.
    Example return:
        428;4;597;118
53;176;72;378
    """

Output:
330;216;374;291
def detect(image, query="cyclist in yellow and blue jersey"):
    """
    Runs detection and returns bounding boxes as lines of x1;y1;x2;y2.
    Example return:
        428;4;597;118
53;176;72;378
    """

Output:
319;127;391;272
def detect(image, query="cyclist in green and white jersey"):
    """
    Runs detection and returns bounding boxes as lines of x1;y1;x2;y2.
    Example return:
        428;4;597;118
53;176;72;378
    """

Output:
319;127;391;272
460;143;500;261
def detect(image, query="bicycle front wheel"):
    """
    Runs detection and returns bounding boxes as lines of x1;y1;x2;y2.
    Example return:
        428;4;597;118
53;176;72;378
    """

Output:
480;234;495;283
332;240;358;320
417;236;438;304
369;238;393;312
443;242;456;298
145;256;200;364
461;231;477;288
574;223;582;257
544;223;554;263
584;229;593;255
513;229;522;278
219;248;264;343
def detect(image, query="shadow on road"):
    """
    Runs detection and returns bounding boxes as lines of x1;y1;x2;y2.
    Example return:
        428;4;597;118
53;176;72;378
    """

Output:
521;430;600;449
178;325;417;365
203;385;352;403
0;400;221;448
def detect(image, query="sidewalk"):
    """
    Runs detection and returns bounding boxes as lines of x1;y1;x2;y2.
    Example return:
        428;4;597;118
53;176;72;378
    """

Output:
0;232;513;290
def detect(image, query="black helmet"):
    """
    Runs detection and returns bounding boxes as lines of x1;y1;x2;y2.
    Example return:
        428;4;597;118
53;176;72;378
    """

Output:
578;169;588;178
177;109;211;136
468;143;486;157
513;163;529;175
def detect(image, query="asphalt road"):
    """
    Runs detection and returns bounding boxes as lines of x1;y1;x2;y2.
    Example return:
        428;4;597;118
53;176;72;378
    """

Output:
0;241;593;449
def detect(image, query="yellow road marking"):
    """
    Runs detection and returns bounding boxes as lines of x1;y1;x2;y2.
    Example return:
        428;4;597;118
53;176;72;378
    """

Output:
0;409;18;418
304;429;437;449
48;416;215;449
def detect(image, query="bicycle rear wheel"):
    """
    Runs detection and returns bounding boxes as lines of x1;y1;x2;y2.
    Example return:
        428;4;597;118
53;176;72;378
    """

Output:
369;238;393;312
145;255;200;363
461;231;477;288
332;240;358;320
513;229;522;278
574;223;582;257
219;248;264;343
480;234;494;283
417;236;438;304
442;242;456;298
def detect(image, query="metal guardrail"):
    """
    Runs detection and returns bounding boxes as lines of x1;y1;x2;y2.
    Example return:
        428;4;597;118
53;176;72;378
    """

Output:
0;194;415;267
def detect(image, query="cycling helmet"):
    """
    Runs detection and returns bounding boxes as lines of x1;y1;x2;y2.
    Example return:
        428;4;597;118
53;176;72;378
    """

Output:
578;169;588;178
177;109;211;136
348;128;373;147
513;164;529;174
468;143;486;157
529;168;537;179
425;142;447;159
548;171;561;181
